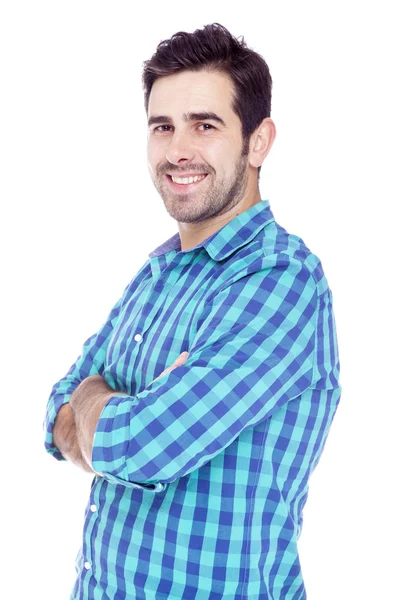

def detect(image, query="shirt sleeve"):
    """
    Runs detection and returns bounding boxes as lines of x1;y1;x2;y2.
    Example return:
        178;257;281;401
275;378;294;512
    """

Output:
43;261;150;461
43;296;124;461
91;253;322;488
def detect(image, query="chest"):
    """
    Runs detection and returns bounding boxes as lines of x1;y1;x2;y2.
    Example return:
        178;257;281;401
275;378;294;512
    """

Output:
103;256;225;394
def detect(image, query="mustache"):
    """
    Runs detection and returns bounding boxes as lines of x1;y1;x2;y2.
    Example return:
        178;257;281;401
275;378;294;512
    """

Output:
158;165;212;176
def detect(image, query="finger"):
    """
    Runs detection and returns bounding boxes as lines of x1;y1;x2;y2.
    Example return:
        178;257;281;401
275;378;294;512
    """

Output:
173;351;189;367
149;352;190;385
165;352;189;373
150;364;173;384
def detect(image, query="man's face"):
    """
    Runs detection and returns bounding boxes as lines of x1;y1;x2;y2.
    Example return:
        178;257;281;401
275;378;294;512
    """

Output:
146;69;250;224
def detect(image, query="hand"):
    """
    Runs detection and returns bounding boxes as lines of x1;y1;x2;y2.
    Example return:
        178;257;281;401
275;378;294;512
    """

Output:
53;403;76;455
53;403;96;473
69;374;117;466
149;351;189;386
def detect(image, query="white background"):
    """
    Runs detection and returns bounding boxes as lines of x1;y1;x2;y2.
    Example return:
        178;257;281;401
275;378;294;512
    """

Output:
1;1;399;598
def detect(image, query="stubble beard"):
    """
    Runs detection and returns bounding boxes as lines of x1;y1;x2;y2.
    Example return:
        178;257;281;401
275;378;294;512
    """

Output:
155;140;250;224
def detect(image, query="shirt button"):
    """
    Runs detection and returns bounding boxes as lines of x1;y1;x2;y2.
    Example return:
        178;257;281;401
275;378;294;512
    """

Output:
90;504;97;512
134;333;142;342
84;562;91;570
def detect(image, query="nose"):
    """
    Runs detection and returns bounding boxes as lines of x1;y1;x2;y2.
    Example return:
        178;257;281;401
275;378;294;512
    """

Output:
165;129;196;166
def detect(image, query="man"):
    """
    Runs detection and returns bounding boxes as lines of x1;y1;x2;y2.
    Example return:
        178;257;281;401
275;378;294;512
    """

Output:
44;22;341;600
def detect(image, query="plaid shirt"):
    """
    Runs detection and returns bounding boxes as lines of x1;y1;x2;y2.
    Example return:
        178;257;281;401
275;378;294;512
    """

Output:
44;200;341;599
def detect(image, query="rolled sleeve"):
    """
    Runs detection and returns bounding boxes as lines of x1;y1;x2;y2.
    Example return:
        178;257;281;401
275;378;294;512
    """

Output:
92;255;319;486
43;294;127;459
43;262;152;460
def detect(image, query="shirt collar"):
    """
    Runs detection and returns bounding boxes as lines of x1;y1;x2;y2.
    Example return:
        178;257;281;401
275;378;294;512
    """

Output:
148;199;275;262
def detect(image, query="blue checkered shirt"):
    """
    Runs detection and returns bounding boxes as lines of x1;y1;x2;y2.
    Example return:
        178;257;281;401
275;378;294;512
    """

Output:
44;200;341;599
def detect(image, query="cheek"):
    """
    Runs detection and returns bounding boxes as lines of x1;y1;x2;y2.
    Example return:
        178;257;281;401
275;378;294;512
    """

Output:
147;142;164;174
204;137;236;163
147;138;157;159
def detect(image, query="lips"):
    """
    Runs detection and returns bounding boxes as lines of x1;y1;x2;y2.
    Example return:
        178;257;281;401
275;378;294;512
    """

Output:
165;173;208;193
168;173;207;182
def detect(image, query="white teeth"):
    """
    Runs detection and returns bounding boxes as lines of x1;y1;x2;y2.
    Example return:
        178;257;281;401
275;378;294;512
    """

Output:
171;174;206;184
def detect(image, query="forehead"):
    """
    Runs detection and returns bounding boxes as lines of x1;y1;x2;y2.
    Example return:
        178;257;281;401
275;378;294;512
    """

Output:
148;70;238;121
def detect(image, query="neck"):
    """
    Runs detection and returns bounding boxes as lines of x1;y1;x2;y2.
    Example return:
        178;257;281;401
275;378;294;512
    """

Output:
178;189;261;251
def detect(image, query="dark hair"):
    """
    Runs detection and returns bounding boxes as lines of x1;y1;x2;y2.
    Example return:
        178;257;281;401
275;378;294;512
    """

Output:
142;23;272;180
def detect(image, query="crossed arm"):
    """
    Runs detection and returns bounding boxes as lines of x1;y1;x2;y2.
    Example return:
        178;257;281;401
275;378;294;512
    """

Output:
53;352;189;473
48;257;325;486
53;377;114;473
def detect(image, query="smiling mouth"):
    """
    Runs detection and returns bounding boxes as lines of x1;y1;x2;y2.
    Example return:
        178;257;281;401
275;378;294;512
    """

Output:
167;174;208;186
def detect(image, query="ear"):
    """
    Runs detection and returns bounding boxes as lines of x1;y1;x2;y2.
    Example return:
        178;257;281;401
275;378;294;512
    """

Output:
248;118;277;168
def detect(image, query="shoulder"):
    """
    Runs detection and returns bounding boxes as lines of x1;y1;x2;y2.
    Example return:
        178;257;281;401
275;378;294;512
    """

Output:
232;219;330;298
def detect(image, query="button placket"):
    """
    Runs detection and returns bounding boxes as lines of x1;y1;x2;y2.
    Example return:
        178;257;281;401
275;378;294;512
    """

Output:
83;479;101;574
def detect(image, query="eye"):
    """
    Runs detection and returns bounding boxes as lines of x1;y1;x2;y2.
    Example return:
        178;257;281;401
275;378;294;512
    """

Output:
154;125;172;132
198;123;214;131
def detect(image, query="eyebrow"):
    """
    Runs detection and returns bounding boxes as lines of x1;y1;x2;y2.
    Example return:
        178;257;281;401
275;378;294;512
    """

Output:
148;111;227;128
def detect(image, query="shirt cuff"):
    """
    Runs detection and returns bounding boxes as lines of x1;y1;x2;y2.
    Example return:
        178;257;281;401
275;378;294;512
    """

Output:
44;396;72;462
91;394;166;492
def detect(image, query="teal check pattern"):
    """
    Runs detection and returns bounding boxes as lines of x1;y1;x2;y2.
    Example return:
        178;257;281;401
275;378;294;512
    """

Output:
44;200;341;599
